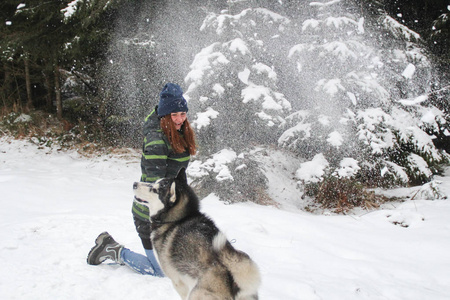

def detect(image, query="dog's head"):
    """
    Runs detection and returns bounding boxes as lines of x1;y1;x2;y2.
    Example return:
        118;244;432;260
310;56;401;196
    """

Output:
133;168;194;223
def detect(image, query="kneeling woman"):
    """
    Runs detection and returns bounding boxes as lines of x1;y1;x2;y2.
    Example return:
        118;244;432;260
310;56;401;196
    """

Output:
87;83;197;276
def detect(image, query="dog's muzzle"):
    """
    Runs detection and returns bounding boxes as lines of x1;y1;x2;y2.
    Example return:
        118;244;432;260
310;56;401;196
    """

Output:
133;196;148;204
133;182;148;204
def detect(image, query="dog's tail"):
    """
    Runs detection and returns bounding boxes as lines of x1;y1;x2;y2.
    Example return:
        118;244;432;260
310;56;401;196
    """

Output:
213;232;261;299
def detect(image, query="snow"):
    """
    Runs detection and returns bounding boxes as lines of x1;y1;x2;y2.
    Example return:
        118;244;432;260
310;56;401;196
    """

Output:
193;107;219;130
185;43;229;96
402;63;416;79
347;91;357;105
188;148;237;182
327;131;343;147
382;15;421;41
252;63;277;81
251;8;290;25
310;0;342;9
318;115;330;126
228;38;250;55
61;0;82;20
242;85;287;111
295;153;329;183
278;111;312;148
357;17;365;34
357;108;395;154
382;161;409;184
252;148;304;211
212;83;225;96
315;78;345;96
335;157;360;178
346;72;389;104
321;41;364;61
398;95;428;106
201;8;289;36
1;138;450;300
288;43;308;58
238;67;251;84
302;17;364;34
407;153;433;177
324;16;359;29
302;19;320;31
13;114;33;123
278;121;312;148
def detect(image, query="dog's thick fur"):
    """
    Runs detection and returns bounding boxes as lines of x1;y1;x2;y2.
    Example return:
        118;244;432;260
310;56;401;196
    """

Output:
133;169;260;300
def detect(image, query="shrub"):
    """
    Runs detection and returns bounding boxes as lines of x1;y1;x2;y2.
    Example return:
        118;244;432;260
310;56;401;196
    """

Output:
305;176;391;213
189;149;275;205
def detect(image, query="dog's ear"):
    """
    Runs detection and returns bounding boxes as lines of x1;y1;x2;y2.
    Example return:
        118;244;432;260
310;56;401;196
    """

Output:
169;182;176;203
176;168;187;184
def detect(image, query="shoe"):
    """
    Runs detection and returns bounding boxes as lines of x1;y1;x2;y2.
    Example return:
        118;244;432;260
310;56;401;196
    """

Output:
87;232;124;265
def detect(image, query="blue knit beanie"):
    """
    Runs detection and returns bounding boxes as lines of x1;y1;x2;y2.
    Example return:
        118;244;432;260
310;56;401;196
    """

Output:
157;83;189;117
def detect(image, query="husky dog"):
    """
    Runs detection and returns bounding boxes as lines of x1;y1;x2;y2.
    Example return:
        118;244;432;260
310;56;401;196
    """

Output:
133;169;261;300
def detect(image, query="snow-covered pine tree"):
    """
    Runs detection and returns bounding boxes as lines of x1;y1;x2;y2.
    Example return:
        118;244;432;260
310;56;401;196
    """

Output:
184;8;292;203
281;0;375;162
185;8;292;153
184;1;448;208
281;0;448;194
354;2;449;186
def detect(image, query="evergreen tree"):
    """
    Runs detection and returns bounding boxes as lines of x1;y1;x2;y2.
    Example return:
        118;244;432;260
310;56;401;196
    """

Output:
2;1;74;118
283;0;448;188
186;1;449;205
185;7;292;154
0;0;123;120
184;7;292;202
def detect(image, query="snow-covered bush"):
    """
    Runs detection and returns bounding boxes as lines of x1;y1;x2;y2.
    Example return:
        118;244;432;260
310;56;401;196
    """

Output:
297;153;390;212
412;180;447;200
188;149;270;204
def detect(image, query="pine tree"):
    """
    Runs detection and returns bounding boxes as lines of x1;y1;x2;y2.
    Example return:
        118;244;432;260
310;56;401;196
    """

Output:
0;0;123;119
282;0;448;189
182;1;449;205
184;7;292;203
185;8;292;154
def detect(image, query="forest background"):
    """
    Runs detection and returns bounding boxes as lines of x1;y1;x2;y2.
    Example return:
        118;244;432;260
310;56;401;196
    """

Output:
1;0;449;211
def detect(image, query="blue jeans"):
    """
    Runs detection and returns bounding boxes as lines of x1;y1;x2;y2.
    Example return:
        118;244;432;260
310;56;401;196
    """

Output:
121;248;164;277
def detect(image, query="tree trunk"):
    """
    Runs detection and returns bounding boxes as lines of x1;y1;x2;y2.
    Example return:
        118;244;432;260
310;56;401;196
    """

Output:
1;68;11;111
43;70;53;111
24;56;33;112
11;62;22;113
54;65;63;120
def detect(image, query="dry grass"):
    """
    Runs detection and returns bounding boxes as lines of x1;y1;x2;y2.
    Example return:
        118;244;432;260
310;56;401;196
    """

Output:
307;177;395;213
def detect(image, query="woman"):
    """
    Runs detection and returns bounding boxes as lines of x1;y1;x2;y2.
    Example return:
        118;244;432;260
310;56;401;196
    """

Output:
87;83;196;276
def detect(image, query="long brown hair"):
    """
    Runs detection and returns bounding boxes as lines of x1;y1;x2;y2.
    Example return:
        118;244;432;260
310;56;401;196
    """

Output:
160;115;197;155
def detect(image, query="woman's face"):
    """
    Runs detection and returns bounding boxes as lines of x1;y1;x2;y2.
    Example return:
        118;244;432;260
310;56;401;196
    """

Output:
171;112;187;130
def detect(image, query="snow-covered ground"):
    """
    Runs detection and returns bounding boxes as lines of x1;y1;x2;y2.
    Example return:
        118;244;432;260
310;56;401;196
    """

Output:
1;137;450;300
